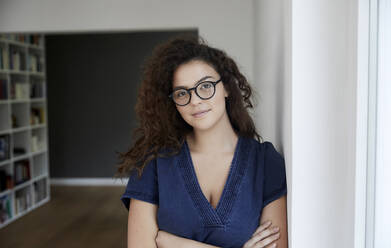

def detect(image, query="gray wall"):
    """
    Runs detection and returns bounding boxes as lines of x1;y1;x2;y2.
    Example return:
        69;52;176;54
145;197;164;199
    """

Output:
46;30;197;178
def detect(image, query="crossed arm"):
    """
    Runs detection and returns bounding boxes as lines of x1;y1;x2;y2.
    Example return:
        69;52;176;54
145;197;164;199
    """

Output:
126;195;287;248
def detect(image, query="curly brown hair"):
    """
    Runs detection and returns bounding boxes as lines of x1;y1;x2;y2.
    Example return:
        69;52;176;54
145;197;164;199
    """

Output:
114;34;263;179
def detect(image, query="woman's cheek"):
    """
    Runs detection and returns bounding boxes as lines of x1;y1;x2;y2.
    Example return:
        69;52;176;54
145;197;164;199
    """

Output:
177;108;192;125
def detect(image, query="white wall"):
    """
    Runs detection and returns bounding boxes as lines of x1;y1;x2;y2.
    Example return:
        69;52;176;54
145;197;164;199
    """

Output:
255;0;358;247
375;0;391;246
254;0;293;245
291;0;357;247
0;0;255;85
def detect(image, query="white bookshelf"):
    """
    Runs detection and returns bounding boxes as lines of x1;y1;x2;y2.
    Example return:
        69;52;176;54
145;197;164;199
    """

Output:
0;33;50;229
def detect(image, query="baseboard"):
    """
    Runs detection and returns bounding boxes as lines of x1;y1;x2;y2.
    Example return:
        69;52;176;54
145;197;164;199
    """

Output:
50;178;128;186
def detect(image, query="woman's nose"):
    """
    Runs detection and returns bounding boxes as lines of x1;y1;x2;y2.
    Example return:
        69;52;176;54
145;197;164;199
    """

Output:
189;89;202;105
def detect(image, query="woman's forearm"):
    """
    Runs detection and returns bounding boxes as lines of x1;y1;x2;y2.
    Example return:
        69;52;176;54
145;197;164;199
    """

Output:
176;235;221;248
156;230;221;248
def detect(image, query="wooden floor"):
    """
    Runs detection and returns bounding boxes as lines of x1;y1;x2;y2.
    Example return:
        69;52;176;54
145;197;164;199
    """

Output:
0;186;128;248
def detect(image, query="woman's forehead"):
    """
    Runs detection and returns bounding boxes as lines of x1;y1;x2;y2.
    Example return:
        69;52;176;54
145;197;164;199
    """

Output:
172;61;218;88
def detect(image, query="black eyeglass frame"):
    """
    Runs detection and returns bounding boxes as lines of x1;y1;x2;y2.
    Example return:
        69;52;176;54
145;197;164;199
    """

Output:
168;78;222;106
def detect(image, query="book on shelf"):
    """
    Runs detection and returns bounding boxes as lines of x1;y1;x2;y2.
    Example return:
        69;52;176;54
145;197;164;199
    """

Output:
1;47;9;70
11;114;18;128
15;188;32;214
31;135;45;152
28;54;44;72
12;51;20;71
0;169;14;192
0;34;26;43
0;79;8;99
29;34;43;46
0;134;11;161
31;107;45;125
0;194;12;224
28;54;37;72
14;159;30;185
33;178;47;203
0;170;7;191
11;81;29;100
0;47;3;69
11;82;30;99
30;80;44;98
9;47;26;71
0;34;43;47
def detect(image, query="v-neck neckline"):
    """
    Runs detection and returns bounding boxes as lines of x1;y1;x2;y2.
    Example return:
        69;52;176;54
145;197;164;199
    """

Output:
178;135;249;227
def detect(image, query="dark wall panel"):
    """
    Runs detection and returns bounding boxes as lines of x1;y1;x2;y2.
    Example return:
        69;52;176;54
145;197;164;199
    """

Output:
46;30;198;178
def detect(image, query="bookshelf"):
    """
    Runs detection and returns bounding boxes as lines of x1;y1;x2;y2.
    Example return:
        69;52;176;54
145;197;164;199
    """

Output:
0;33;50;229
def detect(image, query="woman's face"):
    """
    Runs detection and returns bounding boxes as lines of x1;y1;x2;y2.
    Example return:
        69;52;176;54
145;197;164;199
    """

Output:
172;60;229;132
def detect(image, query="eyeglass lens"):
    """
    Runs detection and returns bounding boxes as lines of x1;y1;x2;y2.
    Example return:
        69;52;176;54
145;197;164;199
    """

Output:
172;81;215;105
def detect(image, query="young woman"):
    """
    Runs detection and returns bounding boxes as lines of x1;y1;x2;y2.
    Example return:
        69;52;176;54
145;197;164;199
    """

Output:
115;34;288;248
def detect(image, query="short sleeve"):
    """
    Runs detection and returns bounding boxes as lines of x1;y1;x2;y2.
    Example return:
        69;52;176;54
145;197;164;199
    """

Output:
262;141;287;208
120;158;159;211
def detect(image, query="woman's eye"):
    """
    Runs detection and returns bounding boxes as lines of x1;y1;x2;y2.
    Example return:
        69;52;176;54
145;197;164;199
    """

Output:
201;83;212;89
176;91;187;98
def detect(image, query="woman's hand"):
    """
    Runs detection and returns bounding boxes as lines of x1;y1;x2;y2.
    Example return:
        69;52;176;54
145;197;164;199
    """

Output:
242;220;281;248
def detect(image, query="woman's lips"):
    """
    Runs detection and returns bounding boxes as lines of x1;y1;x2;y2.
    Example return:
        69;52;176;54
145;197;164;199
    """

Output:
192;109;211;118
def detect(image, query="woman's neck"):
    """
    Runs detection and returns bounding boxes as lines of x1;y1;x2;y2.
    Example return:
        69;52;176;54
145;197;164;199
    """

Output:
186;112;238;154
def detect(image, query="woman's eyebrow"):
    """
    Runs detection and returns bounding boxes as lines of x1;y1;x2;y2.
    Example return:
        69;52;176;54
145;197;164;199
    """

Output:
173;75;214;90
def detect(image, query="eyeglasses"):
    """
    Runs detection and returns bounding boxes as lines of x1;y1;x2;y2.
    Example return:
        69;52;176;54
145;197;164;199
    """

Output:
168;78;222;106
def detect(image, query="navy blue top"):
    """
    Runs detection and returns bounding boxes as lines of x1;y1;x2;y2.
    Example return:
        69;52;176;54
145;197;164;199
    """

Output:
120;136;287;248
